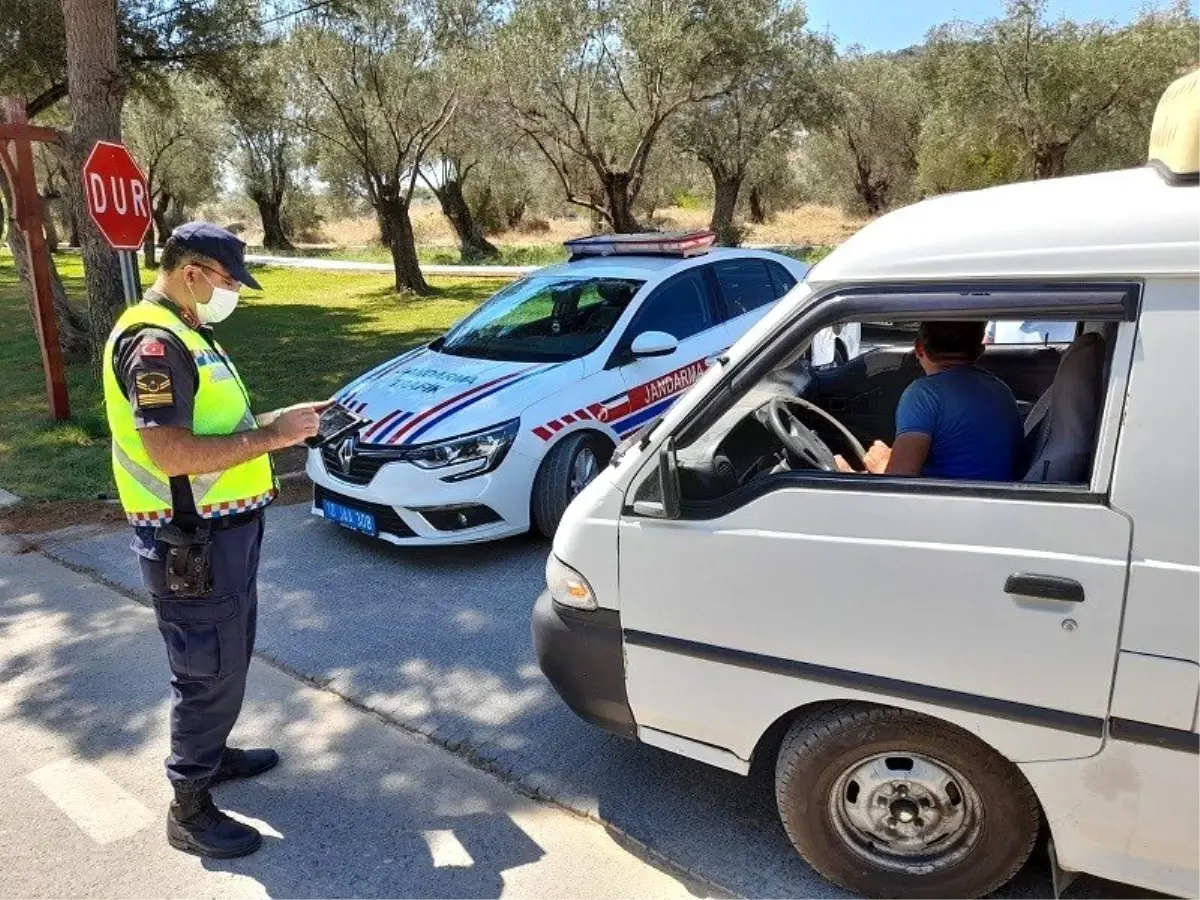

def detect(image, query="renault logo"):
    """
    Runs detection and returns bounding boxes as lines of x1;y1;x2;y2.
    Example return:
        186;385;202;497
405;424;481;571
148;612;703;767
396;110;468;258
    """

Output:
337;435;356;475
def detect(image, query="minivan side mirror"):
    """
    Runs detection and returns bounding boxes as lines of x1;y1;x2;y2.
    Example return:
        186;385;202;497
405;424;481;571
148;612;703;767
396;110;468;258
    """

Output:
630;331;678;359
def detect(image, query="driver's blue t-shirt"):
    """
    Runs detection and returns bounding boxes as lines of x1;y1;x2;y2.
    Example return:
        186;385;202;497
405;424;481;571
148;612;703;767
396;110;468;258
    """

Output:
895;366;1022;480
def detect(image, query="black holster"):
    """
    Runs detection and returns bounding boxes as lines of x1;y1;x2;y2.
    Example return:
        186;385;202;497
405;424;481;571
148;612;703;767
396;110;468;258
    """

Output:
154;521;213;597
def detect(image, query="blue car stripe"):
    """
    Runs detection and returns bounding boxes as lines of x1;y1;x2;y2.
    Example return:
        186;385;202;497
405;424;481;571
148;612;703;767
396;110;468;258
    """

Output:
613;395;678;437
402;365;557;445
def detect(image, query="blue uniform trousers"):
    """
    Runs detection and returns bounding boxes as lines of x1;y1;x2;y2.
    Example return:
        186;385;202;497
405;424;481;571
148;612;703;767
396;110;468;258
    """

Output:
137;515;264;785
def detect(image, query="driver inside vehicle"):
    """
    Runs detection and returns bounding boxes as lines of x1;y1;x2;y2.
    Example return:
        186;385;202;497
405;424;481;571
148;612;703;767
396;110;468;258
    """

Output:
835;321;1022;479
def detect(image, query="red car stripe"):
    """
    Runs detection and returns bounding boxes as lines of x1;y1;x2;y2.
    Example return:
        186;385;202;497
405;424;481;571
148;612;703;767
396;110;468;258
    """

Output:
533;426;553;441
561;413;576;425
548;419;564;432
387;368;529;444
362;409;402;439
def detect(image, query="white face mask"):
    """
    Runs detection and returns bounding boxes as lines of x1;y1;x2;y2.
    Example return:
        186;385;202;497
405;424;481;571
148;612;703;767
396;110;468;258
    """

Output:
191;270;240;325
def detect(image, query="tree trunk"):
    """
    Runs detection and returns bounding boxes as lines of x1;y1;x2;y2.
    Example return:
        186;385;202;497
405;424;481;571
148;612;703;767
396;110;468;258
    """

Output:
254;194;293;251
601;172;641;233
41;194;61;251
152;191;171;247
1;168;91;361
433;179;499;262
66;205;80;247
61;0;127;363
708;169;744;241
142;228;157;268
1032;142;1069;179
377;196;429;295
504;198;526;230
748;184;767;225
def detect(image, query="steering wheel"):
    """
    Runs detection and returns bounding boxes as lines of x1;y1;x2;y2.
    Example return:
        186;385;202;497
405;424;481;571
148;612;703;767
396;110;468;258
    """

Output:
767;395;868;472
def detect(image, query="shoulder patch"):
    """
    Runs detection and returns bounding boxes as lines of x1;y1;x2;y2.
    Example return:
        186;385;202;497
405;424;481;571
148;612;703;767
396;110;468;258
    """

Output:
134;369;174;409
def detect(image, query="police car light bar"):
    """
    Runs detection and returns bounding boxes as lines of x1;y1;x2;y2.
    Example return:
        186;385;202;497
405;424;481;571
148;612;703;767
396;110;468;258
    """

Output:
564;230;717;260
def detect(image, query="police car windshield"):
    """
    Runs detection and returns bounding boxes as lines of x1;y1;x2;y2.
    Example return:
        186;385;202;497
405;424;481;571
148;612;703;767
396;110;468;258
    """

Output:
438;275;644;363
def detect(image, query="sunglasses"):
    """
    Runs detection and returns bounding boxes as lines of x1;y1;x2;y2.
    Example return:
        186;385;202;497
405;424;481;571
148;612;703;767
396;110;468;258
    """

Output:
190;262;238;290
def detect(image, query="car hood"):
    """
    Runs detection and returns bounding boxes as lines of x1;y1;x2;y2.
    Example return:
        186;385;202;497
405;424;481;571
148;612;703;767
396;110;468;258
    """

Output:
336;347;572;446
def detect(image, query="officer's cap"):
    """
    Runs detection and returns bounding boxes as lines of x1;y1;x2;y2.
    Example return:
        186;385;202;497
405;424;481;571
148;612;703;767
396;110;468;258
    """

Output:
171;221;262;291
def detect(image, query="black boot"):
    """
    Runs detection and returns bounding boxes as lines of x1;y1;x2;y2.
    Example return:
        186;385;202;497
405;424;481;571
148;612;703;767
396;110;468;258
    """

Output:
212;747;280;785
167;782;262;858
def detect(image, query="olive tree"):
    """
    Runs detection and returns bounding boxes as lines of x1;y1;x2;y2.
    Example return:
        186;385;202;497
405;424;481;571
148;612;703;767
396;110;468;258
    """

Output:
923;0;1198;180
294;0;479;293
224;45;304;251
124;78;225;266
802;51;924;215
675;0;832;240
497;0;747;233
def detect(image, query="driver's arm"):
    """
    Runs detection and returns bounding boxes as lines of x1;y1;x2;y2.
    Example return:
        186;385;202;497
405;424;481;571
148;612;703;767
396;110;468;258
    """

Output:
839;379;936;475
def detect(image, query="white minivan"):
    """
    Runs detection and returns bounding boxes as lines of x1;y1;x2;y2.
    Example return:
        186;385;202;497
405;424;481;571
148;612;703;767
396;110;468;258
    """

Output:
533;72;1199;899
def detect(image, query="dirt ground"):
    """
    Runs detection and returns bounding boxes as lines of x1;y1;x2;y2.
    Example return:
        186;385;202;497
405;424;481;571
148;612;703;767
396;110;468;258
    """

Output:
271;201;867;252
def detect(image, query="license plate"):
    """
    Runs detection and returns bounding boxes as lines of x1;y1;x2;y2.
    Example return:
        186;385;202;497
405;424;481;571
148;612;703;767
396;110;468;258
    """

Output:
322;499;377;536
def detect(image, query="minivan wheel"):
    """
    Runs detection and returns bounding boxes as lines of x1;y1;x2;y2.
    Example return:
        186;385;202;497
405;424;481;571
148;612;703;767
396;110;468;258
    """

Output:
532;433;609;538
775;705;1039;899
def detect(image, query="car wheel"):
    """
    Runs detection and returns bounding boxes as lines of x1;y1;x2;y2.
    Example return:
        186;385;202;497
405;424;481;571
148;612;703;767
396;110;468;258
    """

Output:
775;704;1039;899
532;432;610;538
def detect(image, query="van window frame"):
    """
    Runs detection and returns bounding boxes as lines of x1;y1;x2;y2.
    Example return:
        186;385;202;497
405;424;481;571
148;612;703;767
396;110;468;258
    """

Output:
628;280;1141;519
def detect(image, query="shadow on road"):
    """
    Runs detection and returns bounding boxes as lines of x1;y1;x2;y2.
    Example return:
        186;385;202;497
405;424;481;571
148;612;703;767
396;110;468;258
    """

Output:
31;509;1155;899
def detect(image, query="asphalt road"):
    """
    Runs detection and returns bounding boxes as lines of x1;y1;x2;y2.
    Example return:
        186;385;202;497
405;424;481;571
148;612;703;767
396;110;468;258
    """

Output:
37;507;1148;899
0;534;700;899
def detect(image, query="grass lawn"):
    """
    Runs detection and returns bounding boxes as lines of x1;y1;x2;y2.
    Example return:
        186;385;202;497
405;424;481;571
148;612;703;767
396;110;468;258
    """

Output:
0;253;501;502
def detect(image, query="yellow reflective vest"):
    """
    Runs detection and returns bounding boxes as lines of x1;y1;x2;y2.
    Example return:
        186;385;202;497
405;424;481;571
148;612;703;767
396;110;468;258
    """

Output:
102;300;276;526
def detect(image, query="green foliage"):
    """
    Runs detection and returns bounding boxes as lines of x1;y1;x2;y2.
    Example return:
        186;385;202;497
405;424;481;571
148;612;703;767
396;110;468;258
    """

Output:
799;52;924;214
0;251;501;500
920;0;1199;181
123;77;226;218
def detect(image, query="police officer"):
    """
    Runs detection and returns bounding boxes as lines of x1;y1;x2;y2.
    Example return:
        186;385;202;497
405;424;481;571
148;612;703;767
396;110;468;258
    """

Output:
102;222;325;858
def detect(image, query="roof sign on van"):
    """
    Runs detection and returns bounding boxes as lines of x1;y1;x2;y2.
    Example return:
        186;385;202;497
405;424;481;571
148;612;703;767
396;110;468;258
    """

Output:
1148;68;1199;184
565;230;716;260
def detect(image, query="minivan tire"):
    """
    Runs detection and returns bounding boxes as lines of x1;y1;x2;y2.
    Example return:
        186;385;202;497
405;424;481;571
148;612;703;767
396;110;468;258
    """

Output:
532;432;609;538
775;704;1040;899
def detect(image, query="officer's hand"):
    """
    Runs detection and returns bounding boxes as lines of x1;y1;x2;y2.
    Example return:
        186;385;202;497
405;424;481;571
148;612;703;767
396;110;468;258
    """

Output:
266;402;326;446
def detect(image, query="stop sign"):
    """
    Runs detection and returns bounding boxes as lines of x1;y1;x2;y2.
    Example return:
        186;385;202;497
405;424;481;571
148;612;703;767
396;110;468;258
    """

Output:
82;141;152;251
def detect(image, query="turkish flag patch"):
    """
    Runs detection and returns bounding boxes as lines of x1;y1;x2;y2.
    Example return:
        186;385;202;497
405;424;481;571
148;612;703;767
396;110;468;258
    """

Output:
140;340;166;358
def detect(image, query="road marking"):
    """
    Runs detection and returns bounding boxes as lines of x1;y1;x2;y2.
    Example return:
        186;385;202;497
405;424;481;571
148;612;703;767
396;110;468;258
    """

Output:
26;759;154;844
421;829;474;868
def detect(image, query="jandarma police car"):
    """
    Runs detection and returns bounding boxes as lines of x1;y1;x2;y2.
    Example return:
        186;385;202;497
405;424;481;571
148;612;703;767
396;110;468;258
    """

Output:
308;232;860;544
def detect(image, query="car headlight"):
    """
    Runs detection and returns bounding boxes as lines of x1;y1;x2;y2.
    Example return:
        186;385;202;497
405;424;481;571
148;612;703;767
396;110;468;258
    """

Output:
546;554;597;611
404;419;519;482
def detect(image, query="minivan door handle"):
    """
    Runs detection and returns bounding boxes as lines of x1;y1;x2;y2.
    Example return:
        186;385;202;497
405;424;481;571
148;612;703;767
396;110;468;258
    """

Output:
1004;573;1085;603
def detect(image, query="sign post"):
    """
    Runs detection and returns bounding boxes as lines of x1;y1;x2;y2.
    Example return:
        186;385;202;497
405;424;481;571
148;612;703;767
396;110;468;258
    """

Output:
81;140;152;306
0;99;70;420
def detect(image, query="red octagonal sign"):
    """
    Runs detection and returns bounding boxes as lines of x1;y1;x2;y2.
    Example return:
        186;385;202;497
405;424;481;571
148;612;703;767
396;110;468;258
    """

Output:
82;141;152;251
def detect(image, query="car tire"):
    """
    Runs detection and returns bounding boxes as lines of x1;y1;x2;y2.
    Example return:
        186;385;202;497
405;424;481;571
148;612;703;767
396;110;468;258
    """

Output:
775;704;1039;899
532;432;610;538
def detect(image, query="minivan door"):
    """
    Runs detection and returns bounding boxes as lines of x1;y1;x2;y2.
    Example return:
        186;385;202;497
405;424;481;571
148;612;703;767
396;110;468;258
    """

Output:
618;482;1131;763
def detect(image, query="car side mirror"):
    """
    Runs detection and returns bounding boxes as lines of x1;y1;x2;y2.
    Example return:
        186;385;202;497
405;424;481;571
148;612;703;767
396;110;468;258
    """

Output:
631;331;678;359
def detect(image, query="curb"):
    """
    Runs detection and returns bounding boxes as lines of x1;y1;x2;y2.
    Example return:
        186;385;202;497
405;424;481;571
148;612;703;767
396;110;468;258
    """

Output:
0;487;21;509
